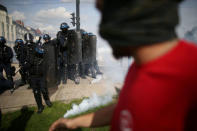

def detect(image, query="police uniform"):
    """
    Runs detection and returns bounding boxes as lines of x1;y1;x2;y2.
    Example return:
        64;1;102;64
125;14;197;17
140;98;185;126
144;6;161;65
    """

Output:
0;36;14;89
43;34;58;88
14;39;28;85
56;30;69;84
27;43;52;113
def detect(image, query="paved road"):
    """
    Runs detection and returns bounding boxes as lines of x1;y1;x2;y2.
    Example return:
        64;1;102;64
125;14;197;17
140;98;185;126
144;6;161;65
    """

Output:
0;74;121;113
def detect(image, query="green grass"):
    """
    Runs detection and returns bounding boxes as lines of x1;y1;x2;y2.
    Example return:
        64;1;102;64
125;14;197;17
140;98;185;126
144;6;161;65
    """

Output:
0;100;109;131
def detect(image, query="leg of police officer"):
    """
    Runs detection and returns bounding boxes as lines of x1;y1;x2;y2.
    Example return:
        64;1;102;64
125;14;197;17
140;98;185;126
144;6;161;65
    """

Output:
94;60;102;75
62;51;68;84
19;67;27;85
0;65;13;90
56;57;61;85
84;64;89;76
31;77;44;114
40;78;52;107
69;64;75;80
3;63;14;90
60;62;66;84
74;64;80;84
63;64;68;84
80;62;86;79
90;63;96;78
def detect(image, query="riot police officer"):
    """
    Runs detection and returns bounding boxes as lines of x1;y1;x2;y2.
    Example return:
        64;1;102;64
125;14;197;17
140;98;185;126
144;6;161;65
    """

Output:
0;66;13;92
14;39;28;86
43;34;58;87
23;33;36;85
81;32;102;78
26;40;52;114
81;31;94;78
0;36;14;90
56;23;70;84
81;32;97;78
88;33;102;75
66;29;82;84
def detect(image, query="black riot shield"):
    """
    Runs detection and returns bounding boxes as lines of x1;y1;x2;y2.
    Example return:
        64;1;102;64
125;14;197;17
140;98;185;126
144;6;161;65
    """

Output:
83;34;97;64
89;34;97;63
67;30;82;65
82;33;90;64
43;39;58;88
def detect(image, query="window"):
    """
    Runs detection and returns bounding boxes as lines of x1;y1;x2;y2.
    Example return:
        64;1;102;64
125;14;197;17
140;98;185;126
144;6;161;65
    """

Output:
6;16;9;24
11;26;14;41
2;22;5;36
7;24;9;41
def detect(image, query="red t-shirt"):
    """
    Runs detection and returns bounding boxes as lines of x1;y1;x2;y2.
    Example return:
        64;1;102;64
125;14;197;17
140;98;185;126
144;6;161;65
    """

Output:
110;40;197;131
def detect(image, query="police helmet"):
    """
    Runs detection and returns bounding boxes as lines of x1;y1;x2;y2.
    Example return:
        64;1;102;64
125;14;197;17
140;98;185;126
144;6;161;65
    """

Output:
88;32;95;36
82;31;88;40
60;23;70;30
0;36;6;46
15;39;24;45
24;33;34;42
43;34;51;41
35;45;45;58
82;31;88;35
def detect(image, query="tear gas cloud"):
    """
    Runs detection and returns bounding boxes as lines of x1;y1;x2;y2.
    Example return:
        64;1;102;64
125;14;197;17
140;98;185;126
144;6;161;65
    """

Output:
97;38;133;85
184;27;197;43
64;93;113;118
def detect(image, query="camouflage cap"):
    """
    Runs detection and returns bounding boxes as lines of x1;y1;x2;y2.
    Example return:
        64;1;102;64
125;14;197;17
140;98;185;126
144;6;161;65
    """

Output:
99;0;183;47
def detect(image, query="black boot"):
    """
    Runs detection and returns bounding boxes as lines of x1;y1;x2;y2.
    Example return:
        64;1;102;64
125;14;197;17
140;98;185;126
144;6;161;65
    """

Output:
37;106;44;114
33;89;44;114
74;64;80;84
41;87;52;107
8;76;15;93
19;70;27;86
45;100;52;107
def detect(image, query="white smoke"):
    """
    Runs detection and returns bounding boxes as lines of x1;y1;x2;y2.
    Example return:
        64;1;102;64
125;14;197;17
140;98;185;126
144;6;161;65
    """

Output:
184;27;197;43
64;93;113;118
91;74;103;84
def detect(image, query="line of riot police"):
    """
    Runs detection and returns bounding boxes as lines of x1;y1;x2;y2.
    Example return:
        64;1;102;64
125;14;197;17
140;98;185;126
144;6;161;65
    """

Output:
14;33;52;113
0;22;102;113
56;22;102;85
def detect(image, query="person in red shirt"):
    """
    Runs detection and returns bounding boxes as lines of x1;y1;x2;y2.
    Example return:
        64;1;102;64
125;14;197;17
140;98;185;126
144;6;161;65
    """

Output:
49;0;197;131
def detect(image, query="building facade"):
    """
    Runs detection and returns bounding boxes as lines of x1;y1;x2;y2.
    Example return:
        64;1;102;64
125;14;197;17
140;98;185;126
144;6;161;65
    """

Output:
0;4;43;46
13;20;29;40
0;4;16;45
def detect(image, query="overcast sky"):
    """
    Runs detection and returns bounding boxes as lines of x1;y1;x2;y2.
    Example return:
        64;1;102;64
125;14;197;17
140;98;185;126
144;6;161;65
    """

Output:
0;0;196;37
0;0;97;36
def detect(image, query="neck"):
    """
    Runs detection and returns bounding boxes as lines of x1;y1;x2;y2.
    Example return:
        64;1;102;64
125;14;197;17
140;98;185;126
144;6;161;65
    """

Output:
133;39;179;65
